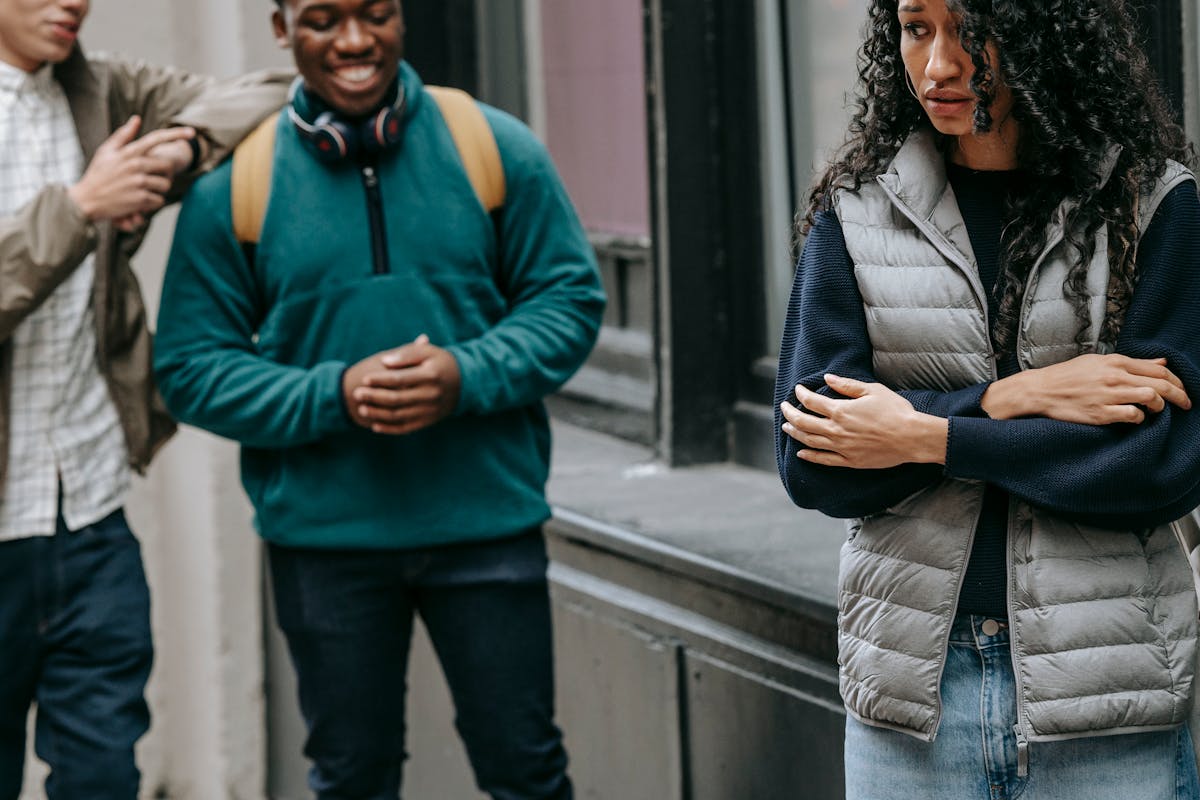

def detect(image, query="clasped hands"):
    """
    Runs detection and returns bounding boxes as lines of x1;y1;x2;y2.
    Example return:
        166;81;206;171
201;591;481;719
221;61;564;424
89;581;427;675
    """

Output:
342;335;462;435
780;354;1191;470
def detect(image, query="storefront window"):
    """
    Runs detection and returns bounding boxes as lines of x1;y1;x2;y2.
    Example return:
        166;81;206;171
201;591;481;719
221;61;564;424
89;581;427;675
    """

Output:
533;0;650;239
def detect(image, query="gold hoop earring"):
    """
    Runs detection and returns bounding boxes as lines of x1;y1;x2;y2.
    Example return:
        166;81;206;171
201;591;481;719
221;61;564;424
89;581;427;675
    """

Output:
905;72;921;100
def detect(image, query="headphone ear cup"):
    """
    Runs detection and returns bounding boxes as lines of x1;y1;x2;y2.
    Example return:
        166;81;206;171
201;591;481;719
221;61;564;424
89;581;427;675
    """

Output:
311;113;357;162
361;106;406;155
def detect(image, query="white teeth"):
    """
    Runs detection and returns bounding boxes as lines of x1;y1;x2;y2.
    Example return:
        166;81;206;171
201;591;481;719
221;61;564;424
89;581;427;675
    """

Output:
336;65;377;84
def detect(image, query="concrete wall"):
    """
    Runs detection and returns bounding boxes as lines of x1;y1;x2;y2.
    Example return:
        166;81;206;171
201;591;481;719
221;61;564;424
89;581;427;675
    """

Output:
19;3;289;798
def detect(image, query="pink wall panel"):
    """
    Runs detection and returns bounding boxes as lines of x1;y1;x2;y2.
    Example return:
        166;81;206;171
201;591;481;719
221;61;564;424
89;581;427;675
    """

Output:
539;0;650;238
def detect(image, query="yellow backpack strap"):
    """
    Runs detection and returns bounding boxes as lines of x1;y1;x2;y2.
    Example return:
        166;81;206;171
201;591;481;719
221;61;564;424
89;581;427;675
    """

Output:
426;86;506;213
231;112;280;245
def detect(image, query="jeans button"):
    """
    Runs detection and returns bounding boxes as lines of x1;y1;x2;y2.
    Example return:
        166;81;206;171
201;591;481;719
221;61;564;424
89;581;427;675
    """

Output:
981;619;1000;636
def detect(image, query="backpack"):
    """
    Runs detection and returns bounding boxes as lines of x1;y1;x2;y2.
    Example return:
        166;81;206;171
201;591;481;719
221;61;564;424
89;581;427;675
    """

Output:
230;86;506;246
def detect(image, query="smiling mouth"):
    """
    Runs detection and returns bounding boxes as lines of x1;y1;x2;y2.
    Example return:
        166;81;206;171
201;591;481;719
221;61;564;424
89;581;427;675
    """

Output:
332;65;379;86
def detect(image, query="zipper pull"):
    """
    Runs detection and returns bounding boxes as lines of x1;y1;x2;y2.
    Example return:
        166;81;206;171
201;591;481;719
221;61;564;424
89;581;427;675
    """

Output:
1014;724;1029;777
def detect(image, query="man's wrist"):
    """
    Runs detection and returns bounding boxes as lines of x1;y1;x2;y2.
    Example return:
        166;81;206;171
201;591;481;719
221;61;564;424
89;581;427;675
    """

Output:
185;136;204;174
66;182;97;221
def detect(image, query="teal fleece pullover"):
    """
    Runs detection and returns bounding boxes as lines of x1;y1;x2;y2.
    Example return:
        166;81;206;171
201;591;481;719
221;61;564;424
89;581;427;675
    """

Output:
154;63;605;549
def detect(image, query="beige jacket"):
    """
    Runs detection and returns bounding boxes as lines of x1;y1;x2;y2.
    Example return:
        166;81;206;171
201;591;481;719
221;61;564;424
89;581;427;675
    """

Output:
0;48;288;496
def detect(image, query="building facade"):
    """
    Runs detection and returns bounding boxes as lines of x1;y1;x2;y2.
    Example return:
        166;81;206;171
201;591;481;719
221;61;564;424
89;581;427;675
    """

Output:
16;1;1199;798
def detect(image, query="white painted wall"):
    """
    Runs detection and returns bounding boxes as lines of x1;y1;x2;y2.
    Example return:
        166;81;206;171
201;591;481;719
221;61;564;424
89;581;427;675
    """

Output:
18;3;289;798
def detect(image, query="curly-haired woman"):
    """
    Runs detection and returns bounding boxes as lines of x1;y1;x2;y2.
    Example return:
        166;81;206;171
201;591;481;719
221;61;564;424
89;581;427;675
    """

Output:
775;0;1200;797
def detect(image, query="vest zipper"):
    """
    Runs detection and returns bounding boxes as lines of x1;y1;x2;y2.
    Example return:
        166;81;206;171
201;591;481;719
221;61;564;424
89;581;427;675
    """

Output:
1007;496;1033;777
1014;723;1030;777
361;164;390;275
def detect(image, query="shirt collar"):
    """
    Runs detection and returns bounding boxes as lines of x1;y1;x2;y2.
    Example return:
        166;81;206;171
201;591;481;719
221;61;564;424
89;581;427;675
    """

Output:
0;59;57;97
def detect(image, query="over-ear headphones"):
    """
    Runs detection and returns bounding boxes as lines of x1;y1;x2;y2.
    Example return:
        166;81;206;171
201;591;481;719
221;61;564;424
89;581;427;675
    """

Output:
286;77;407;163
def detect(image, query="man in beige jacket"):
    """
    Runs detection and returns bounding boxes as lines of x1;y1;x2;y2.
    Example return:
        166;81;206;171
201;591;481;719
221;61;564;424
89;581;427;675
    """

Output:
0;1;286;797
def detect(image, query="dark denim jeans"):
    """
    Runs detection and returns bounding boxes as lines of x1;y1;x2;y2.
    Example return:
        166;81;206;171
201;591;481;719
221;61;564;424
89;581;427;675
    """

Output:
0;510;153;800
268;529;572;800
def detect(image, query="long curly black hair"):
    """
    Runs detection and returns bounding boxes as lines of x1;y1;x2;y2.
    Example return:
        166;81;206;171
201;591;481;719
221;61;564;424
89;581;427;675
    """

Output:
804;0;1192;354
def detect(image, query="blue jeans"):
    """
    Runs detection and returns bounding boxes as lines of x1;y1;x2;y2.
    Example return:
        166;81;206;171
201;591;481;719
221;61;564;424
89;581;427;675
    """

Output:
845;614;1200;799
0;510;153;800
268;529;571;800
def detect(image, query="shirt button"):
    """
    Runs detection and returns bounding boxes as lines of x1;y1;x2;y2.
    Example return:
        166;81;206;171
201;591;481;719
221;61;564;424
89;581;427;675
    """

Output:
981;619;1001;636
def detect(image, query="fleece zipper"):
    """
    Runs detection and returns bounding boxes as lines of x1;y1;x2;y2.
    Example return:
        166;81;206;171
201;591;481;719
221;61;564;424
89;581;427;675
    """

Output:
360;164;390;275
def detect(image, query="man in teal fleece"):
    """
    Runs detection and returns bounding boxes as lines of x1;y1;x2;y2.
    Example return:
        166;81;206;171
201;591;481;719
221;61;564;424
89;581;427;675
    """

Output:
152;1;604;797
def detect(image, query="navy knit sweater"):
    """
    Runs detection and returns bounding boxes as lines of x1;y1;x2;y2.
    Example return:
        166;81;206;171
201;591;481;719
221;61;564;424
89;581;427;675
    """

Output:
775;169;1200;617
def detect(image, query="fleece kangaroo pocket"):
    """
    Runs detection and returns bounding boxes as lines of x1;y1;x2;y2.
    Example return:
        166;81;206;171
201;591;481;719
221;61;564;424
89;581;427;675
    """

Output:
255;276;453;367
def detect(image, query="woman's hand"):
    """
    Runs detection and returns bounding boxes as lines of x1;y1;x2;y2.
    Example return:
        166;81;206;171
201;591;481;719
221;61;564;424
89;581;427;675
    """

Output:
981;354;1191;424
780;374;948;469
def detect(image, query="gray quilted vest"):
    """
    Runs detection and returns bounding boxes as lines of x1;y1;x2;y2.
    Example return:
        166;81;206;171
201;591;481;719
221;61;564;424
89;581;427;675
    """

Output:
834;127;1198;768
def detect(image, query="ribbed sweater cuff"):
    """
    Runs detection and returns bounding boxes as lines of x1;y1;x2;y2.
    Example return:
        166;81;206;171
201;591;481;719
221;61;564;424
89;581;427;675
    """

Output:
944;414;1008;480
906;382;991;419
